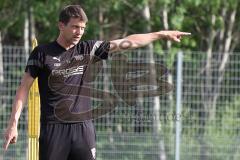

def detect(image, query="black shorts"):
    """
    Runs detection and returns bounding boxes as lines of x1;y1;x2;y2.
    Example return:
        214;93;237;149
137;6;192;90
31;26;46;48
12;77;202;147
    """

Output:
39;121;96;160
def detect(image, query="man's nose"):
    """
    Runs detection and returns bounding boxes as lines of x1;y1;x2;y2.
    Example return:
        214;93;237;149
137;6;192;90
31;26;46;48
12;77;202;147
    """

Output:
79;29;84;35
76;29;81;35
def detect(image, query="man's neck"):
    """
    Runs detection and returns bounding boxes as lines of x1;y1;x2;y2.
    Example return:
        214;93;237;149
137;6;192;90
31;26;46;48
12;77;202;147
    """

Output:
56;36;75;50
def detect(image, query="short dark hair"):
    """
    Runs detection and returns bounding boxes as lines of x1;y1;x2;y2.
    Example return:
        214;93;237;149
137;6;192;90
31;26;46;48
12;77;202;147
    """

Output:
59;5;88;24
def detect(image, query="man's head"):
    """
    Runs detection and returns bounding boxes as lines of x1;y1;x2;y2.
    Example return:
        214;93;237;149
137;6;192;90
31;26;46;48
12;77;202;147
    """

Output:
58;5;88;46
59;5;88;24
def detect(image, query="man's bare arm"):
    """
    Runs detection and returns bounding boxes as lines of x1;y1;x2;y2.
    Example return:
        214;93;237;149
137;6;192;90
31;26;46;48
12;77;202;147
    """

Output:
109;30;191;53
3;73;35;151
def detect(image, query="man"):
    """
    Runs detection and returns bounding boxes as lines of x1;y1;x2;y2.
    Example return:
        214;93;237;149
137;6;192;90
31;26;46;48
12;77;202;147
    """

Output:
3;5;190;160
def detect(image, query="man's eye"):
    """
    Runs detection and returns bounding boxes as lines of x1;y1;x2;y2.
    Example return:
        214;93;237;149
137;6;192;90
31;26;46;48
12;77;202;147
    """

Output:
72;26;78;28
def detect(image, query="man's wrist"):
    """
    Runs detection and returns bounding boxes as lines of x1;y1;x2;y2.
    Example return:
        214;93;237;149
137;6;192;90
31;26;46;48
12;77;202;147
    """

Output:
8;117;18;128
157;31;168;39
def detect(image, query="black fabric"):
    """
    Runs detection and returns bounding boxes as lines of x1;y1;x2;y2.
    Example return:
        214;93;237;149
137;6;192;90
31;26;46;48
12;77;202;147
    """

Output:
25;40;110;123
39;121;96;160
25;47;44;78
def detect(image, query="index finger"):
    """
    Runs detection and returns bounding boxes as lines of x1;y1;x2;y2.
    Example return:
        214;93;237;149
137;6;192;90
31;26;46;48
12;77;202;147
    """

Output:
179;32;191;35
3;138;11;152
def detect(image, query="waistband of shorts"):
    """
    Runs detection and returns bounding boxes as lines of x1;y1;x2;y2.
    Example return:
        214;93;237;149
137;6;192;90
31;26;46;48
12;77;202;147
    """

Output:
40;120;92;125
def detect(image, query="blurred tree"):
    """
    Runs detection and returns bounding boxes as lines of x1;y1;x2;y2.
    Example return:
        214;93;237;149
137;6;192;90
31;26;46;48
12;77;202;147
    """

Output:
178;1;240;159
0;0;25;44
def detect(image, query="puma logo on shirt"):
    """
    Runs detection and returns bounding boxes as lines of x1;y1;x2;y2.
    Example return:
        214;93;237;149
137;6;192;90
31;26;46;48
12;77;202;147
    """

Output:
53;56;61;62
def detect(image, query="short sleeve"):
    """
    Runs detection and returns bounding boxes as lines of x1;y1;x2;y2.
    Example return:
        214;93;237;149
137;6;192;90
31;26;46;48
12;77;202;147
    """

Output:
88;40;110;60
25;47;44;78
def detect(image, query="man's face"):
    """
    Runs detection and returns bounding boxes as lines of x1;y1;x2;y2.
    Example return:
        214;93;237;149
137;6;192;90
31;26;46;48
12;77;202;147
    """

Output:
59;18;86;45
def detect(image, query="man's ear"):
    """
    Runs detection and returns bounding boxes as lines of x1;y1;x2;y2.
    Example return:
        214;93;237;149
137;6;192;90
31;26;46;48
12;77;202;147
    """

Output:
58;22;65;31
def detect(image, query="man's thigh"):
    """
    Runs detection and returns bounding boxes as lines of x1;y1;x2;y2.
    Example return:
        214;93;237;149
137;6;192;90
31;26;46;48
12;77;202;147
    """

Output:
39;121;96;160
68;121;96;160
39;123;71;160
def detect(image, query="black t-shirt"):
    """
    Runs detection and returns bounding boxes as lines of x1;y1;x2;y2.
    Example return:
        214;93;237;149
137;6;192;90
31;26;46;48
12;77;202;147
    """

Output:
25;40;110;123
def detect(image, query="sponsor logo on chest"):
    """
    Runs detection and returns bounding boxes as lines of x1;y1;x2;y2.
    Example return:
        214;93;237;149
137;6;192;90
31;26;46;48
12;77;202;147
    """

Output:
52;65;84;78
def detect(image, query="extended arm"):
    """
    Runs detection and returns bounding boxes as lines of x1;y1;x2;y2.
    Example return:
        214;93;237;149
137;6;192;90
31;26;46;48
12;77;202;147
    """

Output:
109;30;191;53
3;73;35;151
